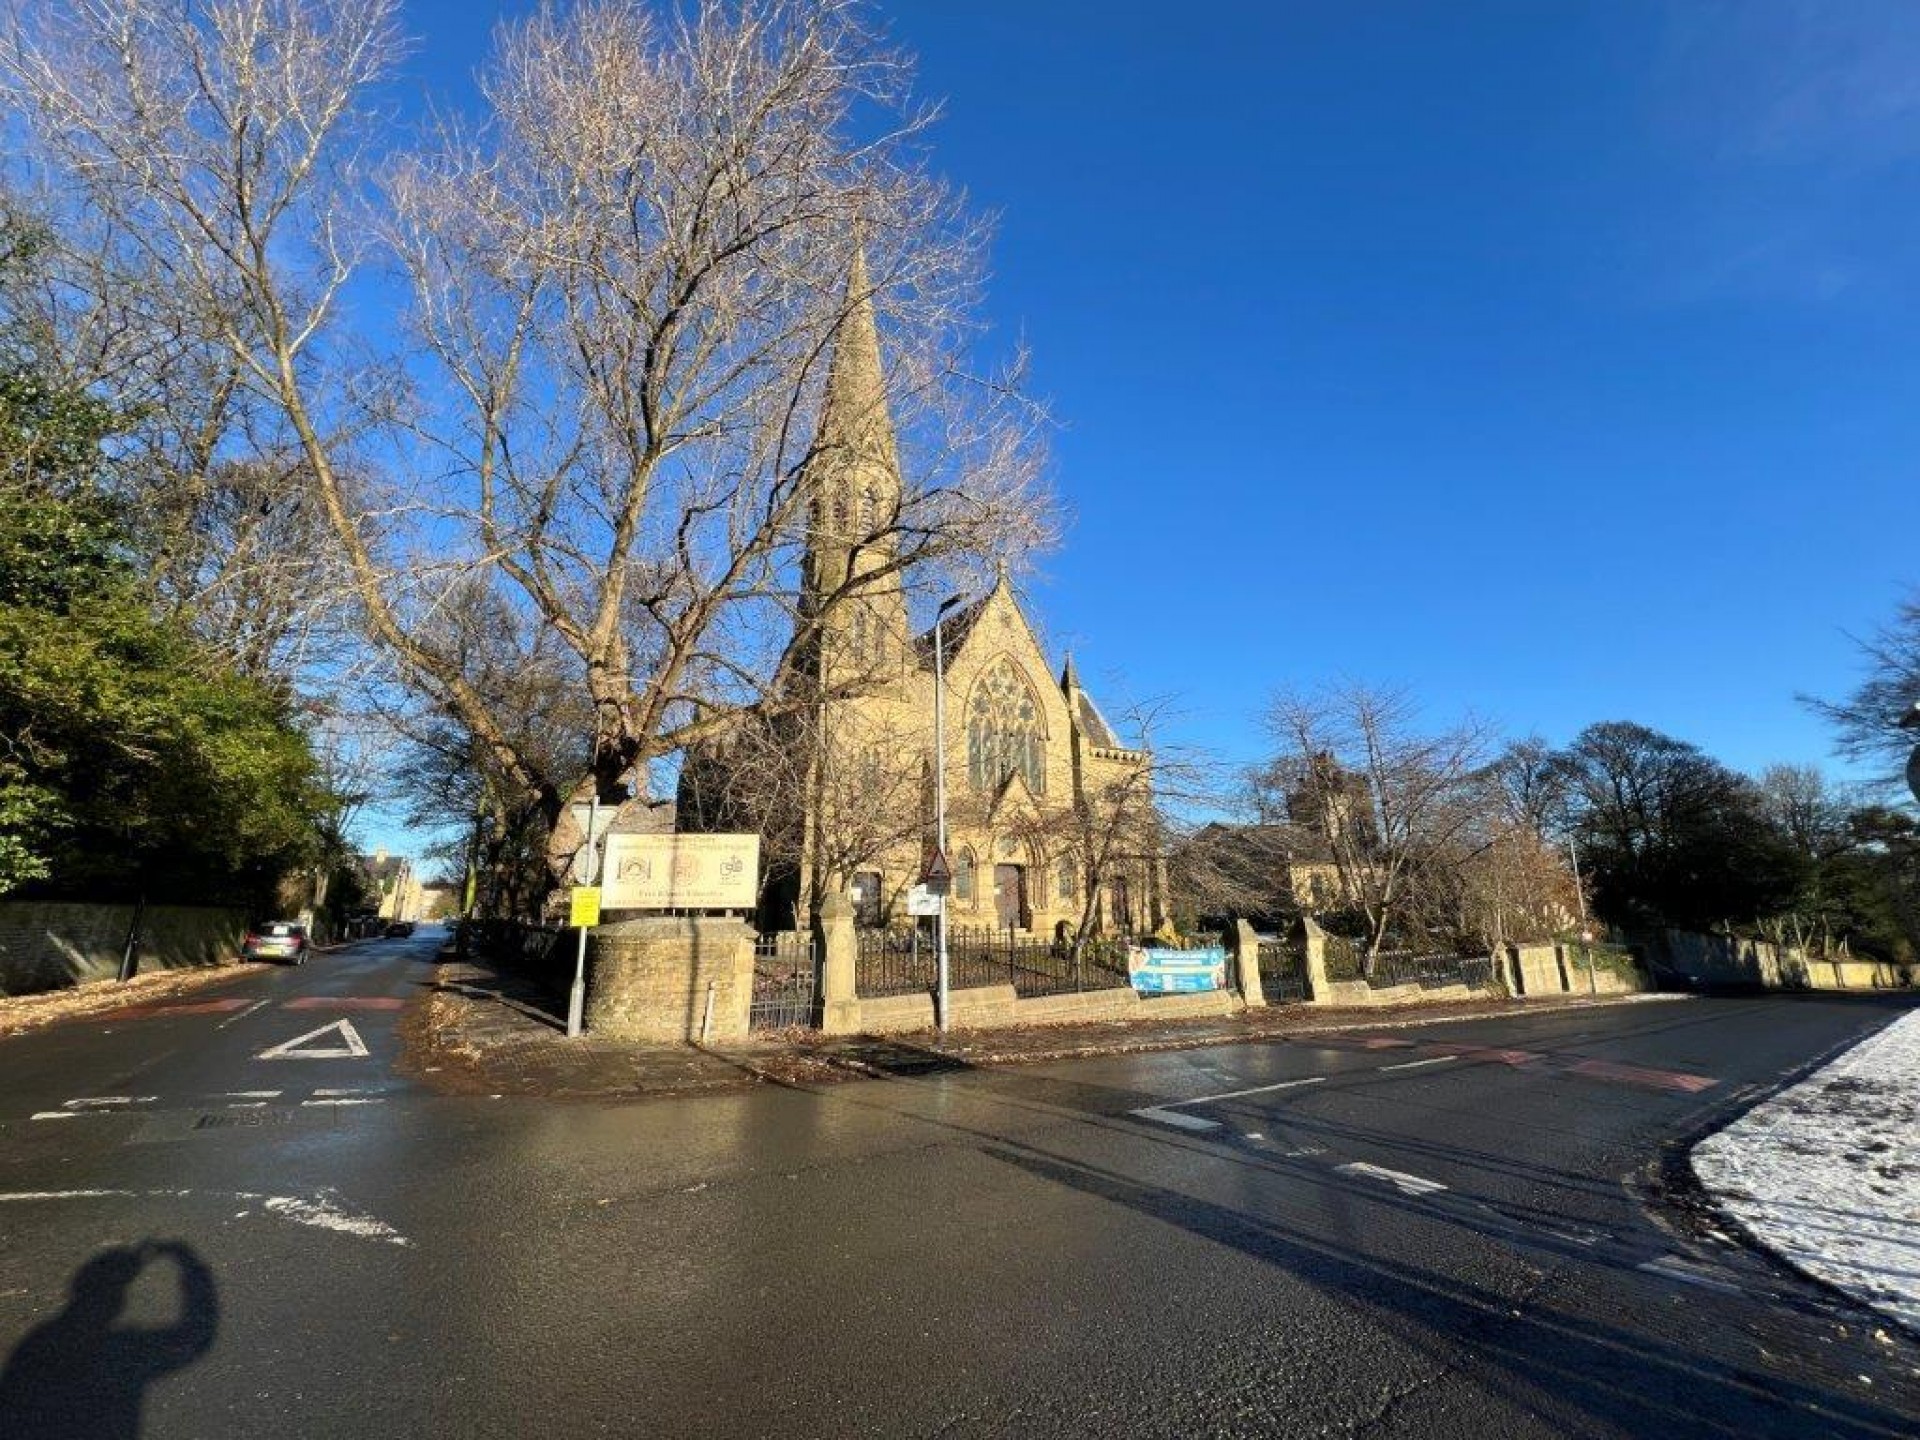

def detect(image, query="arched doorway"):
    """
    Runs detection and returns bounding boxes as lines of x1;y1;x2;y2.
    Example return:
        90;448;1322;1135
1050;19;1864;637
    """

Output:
994;862;1027;930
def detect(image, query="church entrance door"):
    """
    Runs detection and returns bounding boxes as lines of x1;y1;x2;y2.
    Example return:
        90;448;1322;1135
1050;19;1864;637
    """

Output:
994;864;1026;930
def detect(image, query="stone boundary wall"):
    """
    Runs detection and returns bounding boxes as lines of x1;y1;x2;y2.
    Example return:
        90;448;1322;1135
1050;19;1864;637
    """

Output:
801;907;1667;1042
1649;930;1916;993
848;981;1243;1036
584;916;755;1043
0;902;248;997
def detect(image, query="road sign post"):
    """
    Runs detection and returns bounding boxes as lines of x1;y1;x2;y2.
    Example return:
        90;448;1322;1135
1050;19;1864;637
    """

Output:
567;795;600;1039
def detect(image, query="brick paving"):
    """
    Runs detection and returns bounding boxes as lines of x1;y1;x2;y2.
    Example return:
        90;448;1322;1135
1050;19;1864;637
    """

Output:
404;952;1682;1101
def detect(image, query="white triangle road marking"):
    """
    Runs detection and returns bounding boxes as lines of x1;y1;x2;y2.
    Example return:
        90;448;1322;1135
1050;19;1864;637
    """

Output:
256;1018;370;1061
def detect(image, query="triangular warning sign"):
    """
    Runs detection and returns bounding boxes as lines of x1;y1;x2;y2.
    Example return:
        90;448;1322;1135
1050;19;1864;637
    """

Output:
257;1018;370;1061
921;846;952;884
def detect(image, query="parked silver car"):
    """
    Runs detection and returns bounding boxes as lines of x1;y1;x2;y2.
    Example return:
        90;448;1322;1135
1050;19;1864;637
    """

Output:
241;921;309;965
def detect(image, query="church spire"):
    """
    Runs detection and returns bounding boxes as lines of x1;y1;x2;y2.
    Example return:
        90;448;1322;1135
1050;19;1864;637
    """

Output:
798;240;909;680
814;241;899;476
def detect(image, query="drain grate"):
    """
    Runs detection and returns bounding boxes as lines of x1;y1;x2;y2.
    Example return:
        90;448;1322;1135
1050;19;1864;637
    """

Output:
193;1110;295;1130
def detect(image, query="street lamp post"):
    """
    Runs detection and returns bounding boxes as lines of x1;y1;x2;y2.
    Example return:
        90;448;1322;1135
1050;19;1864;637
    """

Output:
933;593;966;1032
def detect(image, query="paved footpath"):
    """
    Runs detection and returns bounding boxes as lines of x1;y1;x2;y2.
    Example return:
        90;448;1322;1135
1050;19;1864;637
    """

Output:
1;945;1917;1438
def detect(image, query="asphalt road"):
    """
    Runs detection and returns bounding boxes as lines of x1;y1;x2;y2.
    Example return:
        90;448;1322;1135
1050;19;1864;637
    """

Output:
0;936;1916;1439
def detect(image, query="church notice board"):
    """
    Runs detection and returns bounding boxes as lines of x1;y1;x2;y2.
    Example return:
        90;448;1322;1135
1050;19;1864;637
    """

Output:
1128;946;1229;995
600;834;760;911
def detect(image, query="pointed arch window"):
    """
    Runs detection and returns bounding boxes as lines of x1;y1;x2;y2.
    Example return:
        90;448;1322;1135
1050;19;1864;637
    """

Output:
1056;853;1078;903
857;484;877;538
967;658;1046;796
954;847;977;904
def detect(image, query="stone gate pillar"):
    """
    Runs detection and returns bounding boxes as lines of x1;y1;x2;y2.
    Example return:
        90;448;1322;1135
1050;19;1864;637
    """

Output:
1300;915;1331;1004
814;893;859;1034
1232;919;1265;1009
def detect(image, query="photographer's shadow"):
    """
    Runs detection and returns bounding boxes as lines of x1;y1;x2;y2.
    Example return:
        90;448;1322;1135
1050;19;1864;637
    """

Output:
0;1241;218;1439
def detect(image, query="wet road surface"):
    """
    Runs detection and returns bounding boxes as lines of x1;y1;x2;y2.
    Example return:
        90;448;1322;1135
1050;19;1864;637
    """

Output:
1;939;1916;1438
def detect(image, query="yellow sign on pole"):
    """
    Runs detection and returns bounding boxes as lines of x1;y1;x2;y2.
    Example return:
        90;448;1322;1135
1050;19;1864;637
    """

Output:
569;886;602;928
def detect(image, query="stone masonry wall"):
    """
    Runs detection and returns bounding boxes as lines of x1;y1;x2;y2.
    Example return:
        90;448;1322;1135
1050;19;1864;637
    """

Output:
584;916;756;1043
0;902;247;997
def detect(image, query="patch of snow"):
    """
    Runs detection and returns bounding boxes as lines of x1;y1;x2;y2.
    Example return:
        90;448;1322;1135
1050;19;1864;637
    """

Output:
1694;1008;1920;1337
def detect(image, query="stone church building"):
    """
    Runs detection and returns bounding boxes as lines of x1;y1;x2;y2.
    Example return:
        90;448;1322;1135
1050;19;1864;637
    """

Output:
679;249;1163;939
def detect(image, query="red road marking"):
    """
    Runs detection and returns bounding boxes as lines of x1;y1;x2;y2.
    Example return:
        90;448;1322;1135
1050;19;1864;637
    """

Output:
95;998;253;1021
1566;1058;1718;1093
282;997;405;1012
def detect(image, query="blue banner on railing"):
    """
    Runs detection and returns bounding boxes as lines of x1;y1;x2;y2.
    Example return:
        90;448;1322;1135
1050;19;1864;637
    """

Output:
1129;946;1229;994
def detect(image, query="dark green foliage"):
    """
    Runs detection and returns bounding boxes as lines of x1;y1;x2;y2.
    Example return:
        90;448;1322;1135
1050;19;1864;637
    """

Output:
1552;721;1918;960
0;365;327;905
1556;721;1804;932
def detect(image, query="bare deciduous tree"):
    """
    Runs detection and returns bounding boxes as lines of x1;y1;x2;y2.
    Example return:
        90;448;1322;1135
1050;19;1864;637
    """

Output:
1808;591;1920;793
1263;682;1501;967
3;0;1051;891
676;683;927;925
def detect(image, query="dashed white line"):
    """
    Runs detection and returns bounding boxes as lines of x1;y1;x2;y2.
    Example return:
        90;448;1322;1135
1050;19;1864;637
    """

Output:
1146;1075;1329;1114
300;1097;383;1108
0;1188;407;1246
1131;1107;1222;1132
312;1087;370;1097
1637;1254;1744;1294
227;1102;268;1109
1380;1055;1457;1072
224;1091;282;1100
30;1112;78;1121
61;1096;156;1109
1336;1161;1449;1196
216;999;272;1030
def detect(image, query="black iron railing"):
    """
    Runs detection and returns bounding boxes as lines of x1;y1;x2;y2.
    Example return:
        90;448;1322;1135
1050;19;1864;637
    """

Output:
750;931;817;1030
1257;937;1309;1003
1367;950;1496;991
856;924;1133;1000
856;925;935;997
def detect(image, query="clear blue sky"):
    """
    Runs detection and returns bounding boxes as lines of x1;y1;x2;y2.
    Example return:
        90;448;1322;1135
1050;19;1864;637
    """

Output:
371;0;1920;849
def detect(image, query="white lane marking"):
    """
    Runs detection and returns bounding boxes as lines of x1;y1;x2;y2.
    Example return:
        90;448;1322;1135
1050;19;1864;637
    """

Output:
30;1112;79;1121
1132;1107;1223;1132
262;1193;408;1246
1150;1075;1328;1112
1336;1161;1450;1196
1380;1056;1457;1072
227;1102;268;1109
224;1090;281;1099
217;999;271;1030
1547;1227;1606;1248
0;1187;407;1246
300;1098;382;1108
256;1018;369;1061
1244;1132;1265;1140
61;1096;156;1109
1637;1255;1743;1295
312;1087;369;1097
